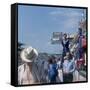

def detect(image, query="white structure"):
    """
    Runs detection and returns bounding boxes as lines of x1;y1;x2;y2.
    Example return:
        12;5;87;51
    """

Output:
51;32;63;44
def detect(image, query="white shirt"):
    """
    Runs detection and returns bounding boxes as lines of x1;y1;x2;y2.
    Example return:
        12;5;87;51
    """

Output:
18;63;40;85
57;61;62;69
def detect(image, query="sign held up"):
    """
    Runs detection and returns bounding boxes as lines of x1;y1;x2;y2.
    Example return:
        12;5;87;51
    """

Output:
51;32;63;44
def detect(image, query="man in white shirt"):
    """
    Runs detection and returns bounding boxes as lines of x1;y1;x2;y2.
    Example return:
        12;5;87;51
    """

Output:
18;46;40;85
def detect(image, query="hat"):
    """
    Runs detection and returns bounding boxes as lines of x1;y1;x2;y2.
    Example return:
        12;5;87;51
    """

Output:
20;46;38;62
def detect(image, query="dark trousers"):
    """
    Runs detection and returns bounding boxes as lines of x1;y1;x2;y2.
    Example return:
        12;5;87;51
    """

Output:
63;73;73;82
49;76;56;83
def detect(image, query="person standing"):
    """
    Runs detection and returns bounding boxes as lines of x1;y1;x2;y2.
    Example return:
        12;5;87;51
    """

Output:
57;57;63;82
18;46;39;85
48;56;58;83
61;33;70;68
63;52;75;82
61;33;70;58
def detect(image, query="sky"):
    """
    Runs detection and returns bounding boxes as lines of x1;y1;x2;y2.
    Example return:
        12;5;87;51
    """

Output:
18;5;86;54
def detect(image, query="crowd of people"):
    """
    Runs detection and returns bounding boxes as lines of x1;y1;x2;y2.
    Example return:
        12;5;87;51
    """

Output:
47;52;75;83
18;27;86;85
47;27;86;83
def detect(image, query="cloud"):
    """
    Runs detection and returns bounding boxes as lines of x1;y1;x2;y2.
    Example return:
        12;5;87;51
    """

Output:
49;8;83;18
49;8;84;34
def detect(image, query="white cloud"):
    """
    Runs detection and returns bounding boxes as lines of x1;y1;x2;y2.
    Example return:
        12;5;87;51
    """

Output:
49;8;83;18
49;8;84;34
63;18;79;29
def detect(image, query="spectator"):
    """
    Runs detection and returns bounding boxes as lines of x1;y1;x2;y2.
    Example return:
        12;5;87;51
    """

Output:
57;57;62;69
48;57;58;83
61;33;70;57
63;52;75;82
57;57;63;82
78;28;84;59
18;46;39;85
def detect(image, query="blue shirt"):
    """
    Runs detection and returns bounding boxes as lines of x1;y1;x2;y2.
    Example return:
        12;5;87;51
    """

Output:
63;59;75;74
48;64;58;79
